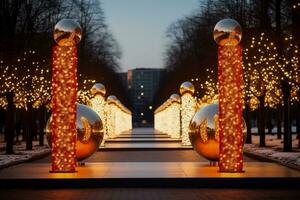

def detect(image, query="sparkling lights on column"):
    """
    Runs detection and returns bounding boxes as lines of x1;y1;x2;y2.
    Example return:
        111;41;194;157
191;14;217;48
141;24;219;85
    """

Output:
51;19;82;172
154;94;181;138
106;95;132;137
180;82;196;146
90;83;107;146
213;19;244;172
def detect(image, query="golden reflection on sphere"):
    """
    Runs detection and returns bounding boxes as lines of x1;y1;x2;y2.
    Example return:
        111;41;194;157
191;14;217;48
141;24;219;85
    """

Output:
107;95;117;104
46;103;103;161
179;82;195;95
189;103;246;161
170;93;181;103
213;18;242;46
91;83;106;96
54;19;82;46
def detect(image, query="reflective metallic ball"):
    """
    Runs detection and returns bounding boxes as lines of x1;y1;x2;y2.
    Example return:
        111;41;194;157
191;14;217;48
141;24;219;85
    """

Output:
189;103;246;161
54;19;82;46
91;83;106;96
107;95;117;104
179;82;195;95
213;18;242;46
46;103;103;161
170;93;180;103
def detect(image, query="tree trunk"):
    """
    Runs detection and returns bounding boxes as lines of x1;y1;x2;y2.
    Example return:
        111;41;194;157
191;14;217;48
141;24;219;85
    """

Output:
297;91;300;149
39;106;45;146
277;105;282;139
245;102;252;144
258;96;266;147
25;103;33;150
267;108;273;135
5;92;15;154
282;80;292;152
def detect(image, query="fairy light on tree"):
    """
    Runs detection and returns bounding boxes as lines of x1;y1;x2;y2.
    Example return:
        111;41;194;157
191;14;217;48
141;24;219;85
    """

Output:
213;19;244;172
51;19;82;173
180;82;196;146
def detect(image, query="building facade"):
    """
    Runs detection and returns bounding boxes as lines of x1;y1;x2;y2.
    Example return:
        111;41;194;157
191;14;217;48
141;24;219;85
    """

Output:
119;68;165;127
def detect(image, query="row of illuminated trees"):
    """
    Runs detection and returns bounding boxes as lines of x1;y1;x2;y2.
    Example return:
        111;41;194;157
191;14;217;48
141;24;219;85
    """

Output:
155;0;300;151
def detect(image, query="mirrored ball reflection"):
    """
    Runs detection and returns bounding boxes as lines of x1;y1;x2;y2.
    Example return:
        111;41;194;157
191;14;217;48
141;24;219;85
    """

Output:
180;82;195;95
213;18;242;46
189;103;246;162
46;103;103;161
91;83;106;96
54;19;82;46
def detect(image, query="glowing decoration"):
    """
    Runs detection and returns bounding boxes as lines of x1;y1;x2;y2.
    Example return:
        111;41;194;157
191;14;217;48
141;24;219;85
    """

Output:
106;95;132;137
214;19;244;172
46;103;103;161
51;19;82;172
189;103;246;163
180;82;196;146
154;94;181;138
90;83;107;146
169;94;181;138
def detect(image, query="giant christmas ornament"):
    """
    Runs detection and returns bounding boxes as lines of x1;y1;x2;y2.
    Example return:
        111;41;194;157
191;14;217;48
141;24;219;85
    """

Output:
46;103;103;161
91;83;106;96
54;19;82;46
214;19;244;172
189;103;246;162
213;18;242;46
51;19;82;172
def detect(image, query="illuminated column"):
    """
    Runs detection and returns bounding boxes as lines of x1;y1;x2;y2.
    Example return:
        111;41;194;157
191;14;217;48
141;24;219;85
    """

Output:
180;82;196;146
51;19;82;172
213;19;244;172
90;83;107;146
170;94;181;138
106;95;117;137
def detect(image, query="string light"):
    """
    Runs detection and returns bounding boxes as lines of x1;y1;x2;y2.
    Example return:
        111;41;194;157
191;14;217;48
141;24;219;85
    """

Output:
51;45;77;172
180;82;197;146
218;45;244;172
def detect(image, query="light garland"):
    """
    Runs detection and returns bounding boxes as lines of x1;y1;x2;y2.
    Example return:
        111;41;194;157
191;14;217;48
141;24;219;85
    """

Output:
51;45;77;172
90;95;107;145
218;45;244;172
180;93;196;146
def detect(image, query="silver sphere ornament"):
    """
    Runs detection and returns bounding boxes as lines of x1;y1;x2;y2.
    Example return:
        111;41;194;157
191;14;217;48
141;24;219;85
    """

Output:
180;82;195;95
46;103;103;161
91;83;106;97
213;18;242;46
189;103;246;161
54;19;82;46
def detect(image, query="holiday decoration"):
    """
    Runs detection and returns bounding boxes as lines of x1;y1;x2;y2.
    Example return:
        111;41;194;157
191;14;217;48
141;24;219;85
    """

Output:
214;19;244;172
51;19;82;172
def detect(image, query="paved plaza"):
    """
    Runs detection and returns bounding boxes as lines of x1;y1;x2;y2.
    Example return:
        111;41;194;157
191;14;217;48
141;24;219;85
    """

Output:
0;128;300;199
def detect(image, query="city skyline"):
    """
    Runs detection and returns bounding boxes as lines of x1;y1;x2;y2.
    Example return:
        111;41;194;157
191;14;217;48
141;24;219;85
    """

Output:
102;0;199;72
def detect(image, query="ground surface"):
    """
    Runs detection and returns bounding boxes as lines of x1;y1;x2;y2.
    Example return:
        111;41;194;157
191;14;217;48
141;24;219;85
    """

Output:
0;128;300;200
1;188;300;200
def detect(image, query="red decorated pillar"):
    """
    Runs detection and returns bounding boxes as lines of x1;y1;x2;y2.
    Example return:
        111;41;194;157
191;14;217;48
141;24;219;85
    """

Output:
213;19;244;173
51;19;82;172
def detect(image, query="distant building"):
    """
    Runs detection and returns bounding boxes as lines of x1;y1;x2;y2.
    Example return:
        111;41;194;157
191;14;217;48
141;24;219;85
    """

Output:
118;68;165;127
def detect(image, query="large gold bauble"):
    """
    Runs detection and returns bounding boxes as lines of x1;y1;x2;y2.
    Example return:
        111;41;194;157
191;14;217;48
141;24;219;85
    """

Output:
46;103;103;161
54;19;82;46
189;103;246;161
91;83;106;96
213;18;242;46
179;82;195;95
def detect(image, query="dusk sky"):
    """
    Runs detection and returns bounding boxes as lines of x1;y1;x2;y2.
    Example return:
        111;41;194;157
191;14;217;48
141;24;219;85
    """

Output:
101;0;199;72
